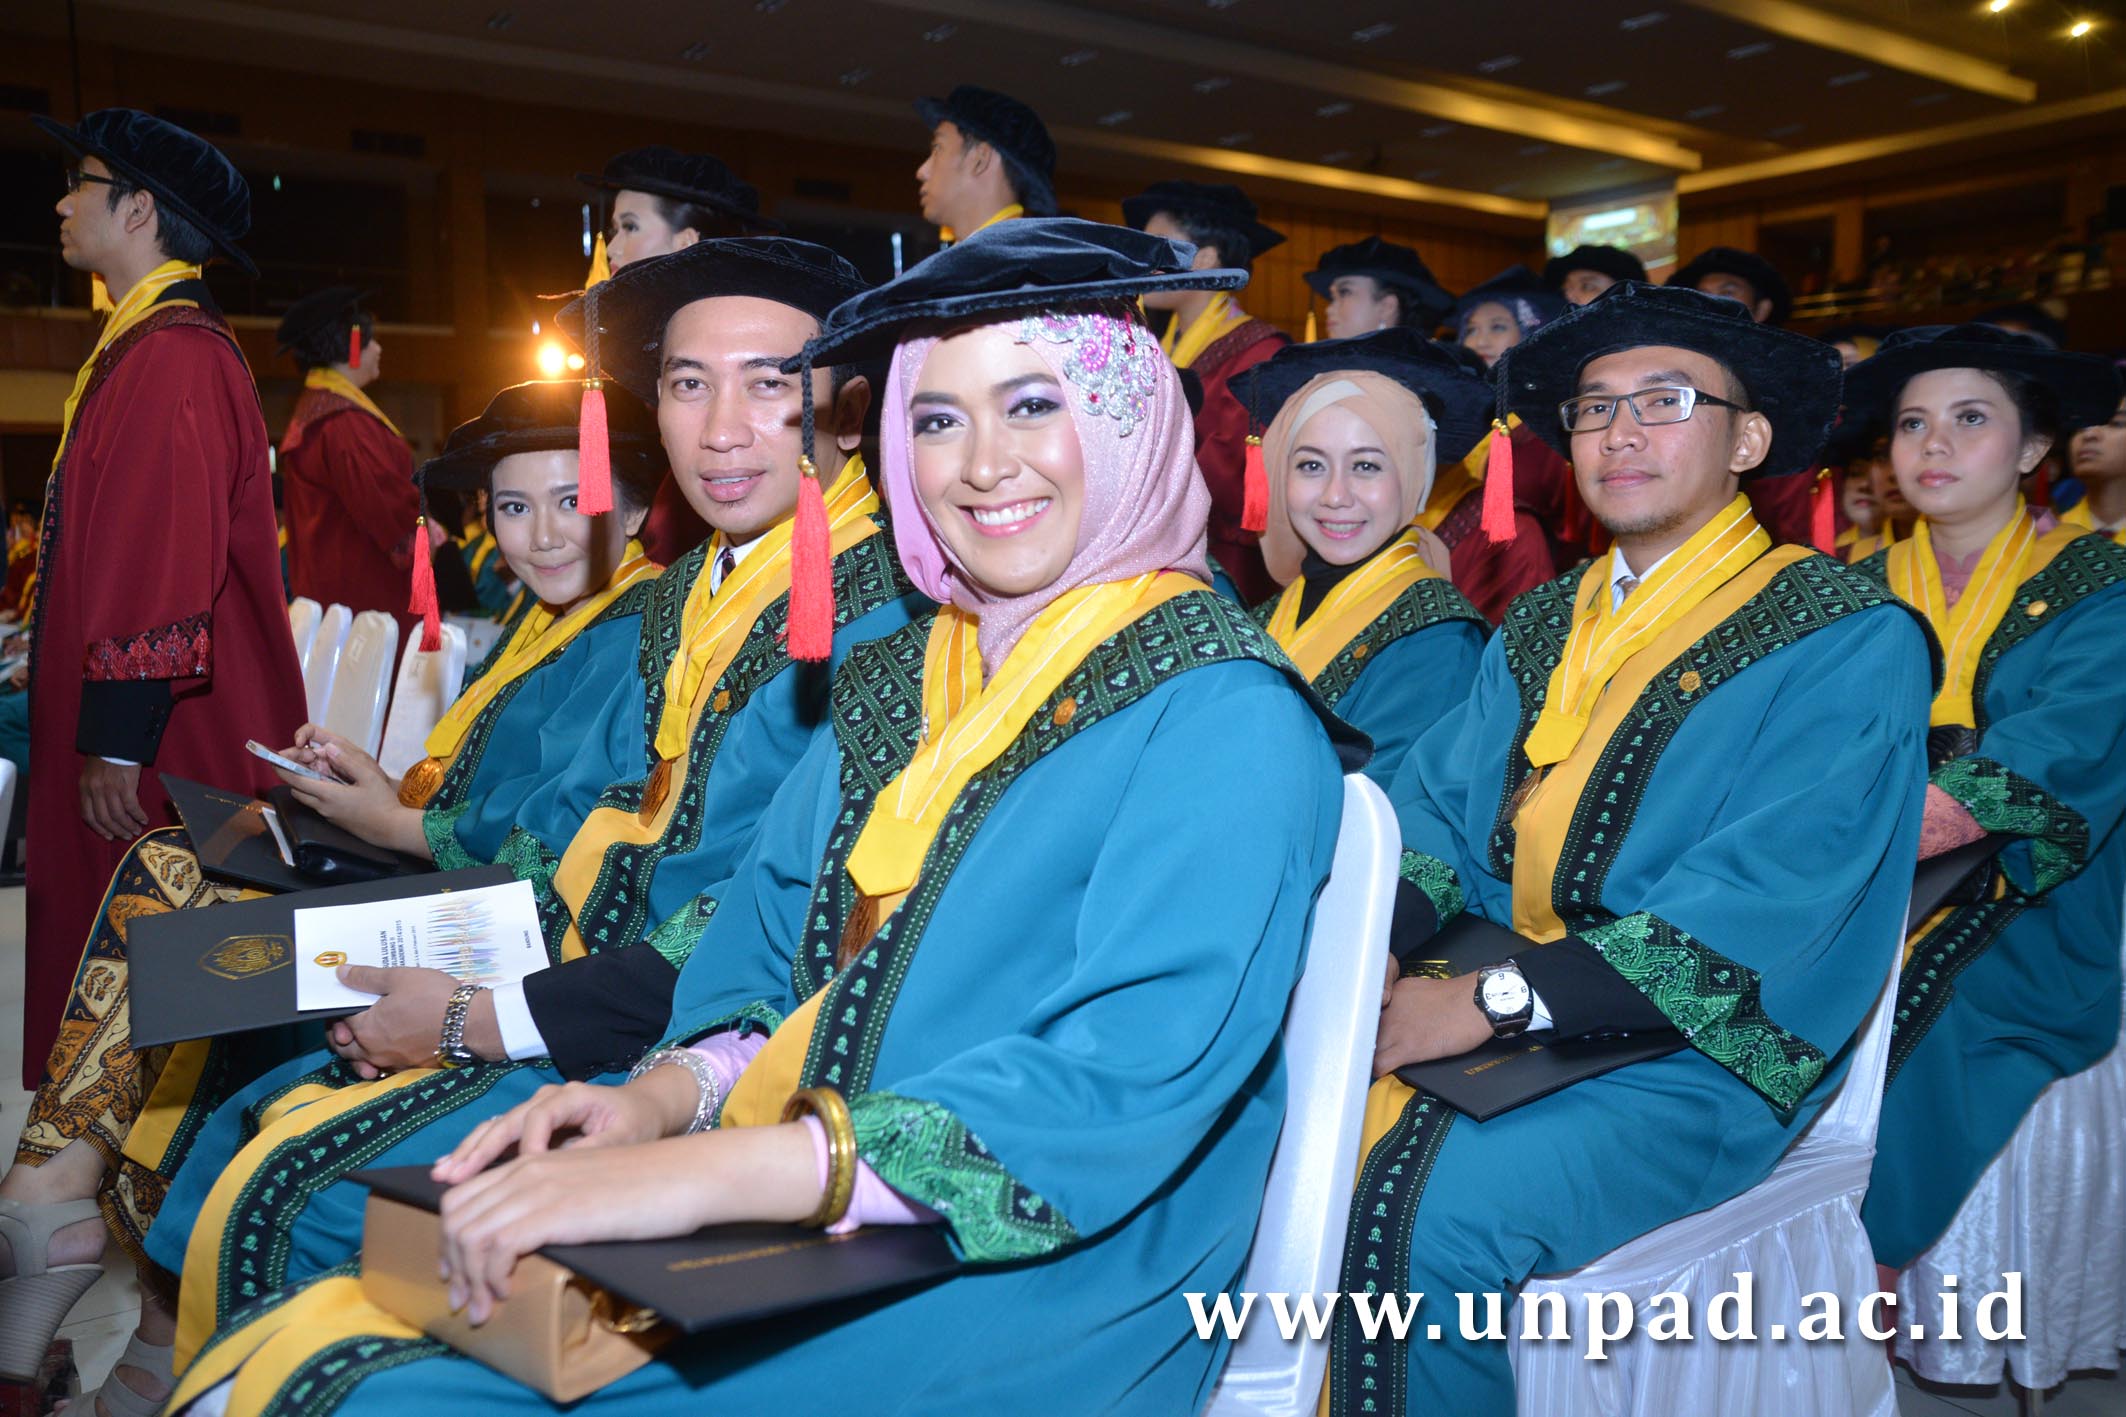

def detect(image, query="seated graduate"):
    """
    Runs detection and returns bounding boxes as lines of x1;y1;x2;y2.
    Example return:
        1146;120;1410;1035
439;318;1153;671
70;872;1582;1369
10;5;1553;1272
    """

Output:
1821;415;1886;557
1837;327;2126;1271
1305;237;1457;339
1230;328;1491;778
0;379;663;1412
148;237;926;1363
165;217;1359;1417
1325;283;1933;1416
2062;388;2126;545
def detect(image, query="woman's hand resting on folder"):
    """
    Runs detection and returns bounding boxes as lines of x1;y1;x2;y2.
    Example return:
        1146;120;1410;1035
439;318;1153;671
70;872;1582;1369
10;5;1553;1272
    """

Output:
1373;973;1493;1079
272;724;433;860
424;1086;821;1324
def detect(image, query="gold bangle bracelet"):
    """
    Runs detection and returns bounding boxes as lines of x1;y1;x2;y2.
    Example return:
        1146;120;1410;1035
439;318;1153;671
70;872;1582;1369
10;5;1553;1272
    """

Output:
783;1086;857;1229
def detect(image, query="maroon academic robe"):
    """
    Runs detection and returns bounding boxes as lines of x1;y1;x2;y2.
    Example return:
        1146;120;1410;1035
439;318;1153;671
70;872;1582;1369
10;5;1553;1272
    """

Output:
279;387;420;641
23;304;305;1085
1432;485;1557;625
638;474;711;567
1191;318;1289;605
1746;467;1820;548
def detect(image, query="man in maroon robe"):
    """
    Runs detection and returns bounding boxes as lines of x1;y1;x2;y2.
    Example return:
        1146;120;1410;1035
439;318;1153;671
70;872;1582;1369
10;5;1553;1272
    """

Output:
274;286;421;639
1125;181;1290;603
23;109;304;1086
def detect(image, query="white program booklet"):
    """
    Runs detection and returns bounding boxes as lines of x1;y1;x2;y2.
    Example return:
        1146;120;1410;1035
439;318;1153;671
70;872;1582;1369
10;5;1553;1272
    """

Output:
293;879;548;1012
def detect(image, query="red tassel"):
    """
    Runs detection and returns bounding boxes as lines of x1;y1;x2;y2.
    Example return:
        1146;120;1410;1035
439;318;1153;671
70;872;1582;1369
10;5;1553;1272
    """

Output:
576;381;613;516
408;517;442;652
1481;420;1518;544
1811;468;1838;555
787;458;834;662
1241;435;1269;535
347;325;362;368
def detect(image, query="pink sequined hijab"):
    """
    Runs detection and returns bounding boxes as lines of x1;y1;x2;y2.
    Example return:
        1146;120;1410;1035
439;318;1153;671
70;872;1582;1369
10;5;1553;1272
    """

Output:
880;304;1212;670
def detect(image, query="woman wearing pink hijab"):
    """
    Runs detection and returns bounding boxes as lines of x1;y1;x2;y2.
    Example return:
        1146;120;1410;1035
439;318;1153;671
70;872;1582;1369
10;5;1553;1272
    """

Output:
170;222;1361;1417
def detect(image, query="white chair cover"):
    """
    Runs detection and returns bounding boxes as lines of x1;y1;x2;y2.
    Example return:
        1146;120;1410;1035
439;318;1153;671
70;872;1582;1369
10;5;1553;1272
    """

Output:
449;613;506;672
376;624;468;778
0;758;16;856
320;610;399;758
1204;774;1398;1417
302;603;353;722
288;597;322;666
1509;944;1907;1417
1894;913;2126;1391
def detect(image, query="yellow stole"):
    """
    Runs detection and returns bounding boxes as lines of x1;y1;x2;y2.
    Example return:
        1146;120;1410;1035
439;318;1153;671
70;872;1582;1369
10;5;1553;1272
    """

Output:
466;532;500;580
53;259;203;473
940;203;1024;242
1162;291;1251;370
1262;526;1441;680
2061;498;2126;547
1523;496;1770;769
1888;503;2072;728
302;366;402;438
720;571;1197;1130
396;542;659;808
548;457;879;960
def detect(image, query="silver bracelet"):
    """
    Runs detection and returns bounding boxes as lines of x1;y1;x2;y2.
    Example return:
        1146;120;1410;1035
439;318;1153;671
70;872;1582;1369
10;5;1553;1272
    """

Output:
629;1047;722;1135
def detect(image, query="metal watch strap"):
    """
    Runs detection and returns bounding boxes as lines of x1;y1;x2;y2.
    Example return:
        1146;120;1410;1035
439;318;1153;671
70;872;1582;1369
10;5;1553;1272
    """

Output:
436;982;484;1067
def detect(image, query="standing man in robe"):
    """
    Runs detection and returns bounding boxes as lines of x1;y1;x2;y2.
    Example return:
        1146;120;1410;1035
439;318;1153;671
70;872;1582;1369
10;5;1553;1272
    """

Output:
20;110;304;1087
275;286;422;640
1125;180;1289;601
1543;244;1647;307
914;84;1056;241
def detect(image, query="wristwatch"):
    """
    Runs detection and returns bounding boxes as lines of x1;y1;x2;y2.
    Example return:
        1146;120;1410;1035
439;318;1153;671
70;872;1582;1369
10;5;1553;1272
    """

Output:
435;983;485;1068
1474;960;1534;1039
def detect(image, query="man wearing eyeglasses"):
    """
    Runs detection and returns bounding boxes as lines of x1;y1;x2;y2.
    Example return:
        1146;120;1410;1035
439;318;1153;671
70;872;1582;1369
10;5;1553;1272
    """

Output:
10;107;301;1113
1325;282;1934;1415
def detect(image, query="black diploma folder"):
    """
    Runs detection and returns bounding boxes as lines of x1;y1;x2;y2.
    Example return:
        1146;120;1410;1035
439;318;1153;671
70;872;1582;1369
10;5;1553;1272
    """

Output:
162;774;419;892
1393;913;1684;1122
351;1165;960;1335
1908;834;2006;929
127;865;514;1047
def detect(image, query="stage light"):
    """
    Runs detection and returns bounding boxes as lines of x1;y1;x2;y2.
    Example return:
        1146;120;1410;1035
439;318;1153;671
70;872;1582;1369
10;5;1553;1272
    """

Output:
1986;0;2010;13
2069;18;2093;36
566;353;585;372
536;340;567;378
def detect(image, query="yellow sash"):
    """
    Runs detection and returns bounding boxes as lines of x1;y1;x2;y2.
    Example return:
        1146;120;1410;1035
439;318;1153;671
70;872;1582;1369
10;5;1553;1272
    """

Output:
466;531;499;580
421;542;656;763
53;259;202;474
548;457;879;960
1262;527;1441;680
723;571;1197;1130
301;365;402;438
2061;498;2126;547
939;203;1024;243
1888;504;2071;727
1161;290;1251;371
1523;496;1770;769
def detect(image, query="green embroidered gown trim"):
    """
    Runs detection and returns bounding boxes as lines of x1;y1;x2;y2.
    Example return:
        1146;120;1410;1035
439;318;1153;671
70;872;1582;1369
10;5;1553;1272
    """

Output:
850;1092;1077;1262
1486;571;1584;877
1931;757;2089;896
1886;896;2024;1087
1398;847;1463;925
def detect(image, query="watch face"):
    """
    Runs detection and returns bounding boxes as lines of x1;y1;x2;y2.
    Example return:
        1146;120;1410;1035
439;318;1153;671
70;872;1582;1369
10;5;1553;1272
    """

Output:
1481;969;1530;1016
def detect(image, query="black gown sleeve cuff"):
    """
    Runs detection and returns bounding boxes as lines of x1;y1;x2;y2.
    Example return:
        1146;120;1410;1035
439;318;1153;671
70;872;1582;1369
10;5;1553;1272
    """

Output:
1515;934;1673;1039
76;678;175;762
1388;877;1442;964
522;943;683;1081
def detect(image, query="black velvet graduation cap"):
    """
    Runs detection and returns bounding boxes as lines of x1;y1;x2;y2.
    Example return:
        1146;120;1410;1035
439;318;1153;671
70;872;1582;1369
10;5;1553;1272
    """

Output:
1974;302;2069;350
1843;324;2123;435
1667;246;1793;327
416;380;666;495
577;147;781;233
276;285;372;362
1499;281;1842;482
1454;265;1567;333
35;108;256;274
1120;181;1285;256
1542;244;1647;290
1227;327;1493;464
558;237;871;405
1303;237;1455;329
916;85;1058;217
788;217;1244;372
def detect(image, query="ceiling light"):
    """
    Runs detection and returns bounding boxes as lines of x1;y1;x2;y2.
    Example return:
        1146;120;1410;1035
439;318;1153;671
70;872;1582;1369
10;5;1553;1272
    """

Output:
1492;181;1524;195
1351;22;1395;42
838;67;870;86
1685;103;1726;119
754;0;786;11
1477;54;1522;73
679;40;710;60
1585;80;1628;97
1217;130;1253;146
2069;19;2094;36
1315;100;1354;117
1619;11;1668;31
1727;41;1773;59
922;23;957;42
1412;167;1445;181
1767;121;1805;138
1592;157;1631;172
1193;76;1232;93
1419;123;1455;138
1986;0;2010;10
1096;109;1133;126
485;10;514;30
1207;0;1240;9
1518;142;1551;156
1911;92;1951;106
1828;69;1872;86
1321;148;1353;163
1061;48;1099;66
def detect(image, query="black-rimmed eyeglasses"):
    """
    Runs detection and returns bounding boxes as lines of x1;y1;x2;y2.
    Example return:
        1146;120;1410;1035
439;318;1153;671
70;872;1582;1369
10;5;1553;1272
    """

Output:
1559;386;1748;433
64;168;117;194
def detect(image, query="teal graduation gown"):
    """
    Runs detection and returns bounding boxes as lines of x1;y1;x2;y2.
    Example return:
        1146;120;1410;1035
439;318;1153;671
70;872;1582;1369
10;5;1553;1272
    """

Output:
177;591;1354;1416
1859;532;2126;1266
1329;557;1933;1416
